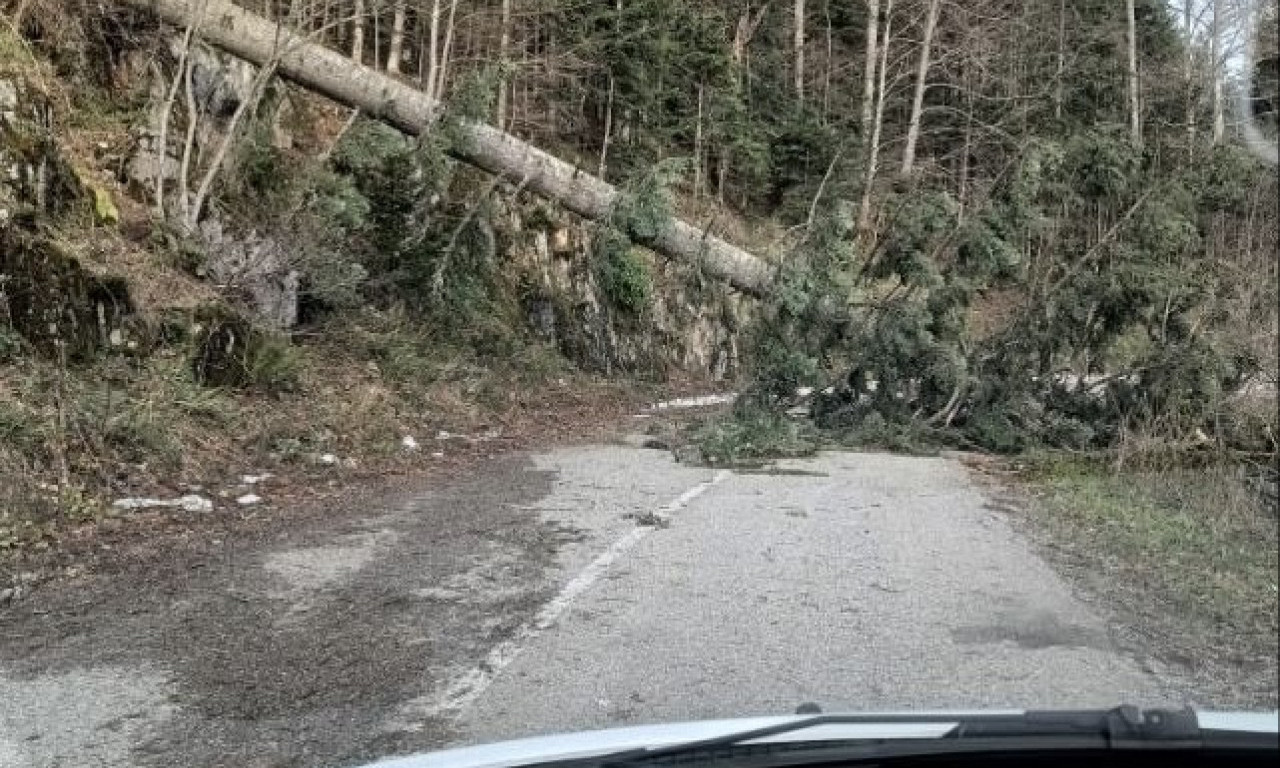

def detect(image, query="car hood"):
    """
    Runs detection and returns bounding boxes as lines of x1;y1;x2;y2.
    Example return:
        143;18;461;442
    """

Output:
360;710;1278;768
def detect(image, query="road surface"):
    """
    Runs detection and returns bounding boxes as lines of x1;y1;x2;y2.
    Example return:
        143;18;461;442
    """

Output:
0;445;1185;768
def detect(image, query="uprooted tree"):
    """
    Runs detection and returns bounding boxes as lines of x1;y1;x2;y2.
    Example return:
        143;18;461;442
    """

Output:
116;0;776;296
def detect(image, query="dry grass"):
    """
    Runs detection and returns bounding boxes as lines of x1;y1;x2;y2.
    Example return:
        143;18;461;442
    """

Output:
1016;450;1278;705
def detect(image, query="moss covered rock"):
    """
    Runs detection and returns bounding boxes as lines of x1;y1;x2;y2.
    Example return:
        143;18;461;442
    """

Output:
0;226;132;360
0;75;81;220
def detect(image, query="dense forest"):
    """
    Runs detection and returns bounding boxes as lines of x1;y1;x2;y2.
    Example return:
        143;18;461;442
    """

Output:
157;0;1278;452
0;0;1277;529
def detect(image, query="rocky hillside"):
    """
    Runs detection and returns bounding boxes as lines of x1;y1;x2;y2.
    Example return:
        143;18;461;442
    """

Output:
0;3;751;557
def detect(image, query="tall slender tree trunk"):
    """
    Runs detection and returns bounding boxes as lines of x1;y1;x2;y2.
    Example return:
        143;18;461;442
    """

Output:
1054;0;1065;120
352;0;365;63
496;0;512;128
599;75;615;178
900;0;940;177
794;0;806;100
1211;0;1226;144
693;82;705;198
425;0;441;101
388;1;406;73
859;0;893;232
822;4;833;121
1184;0;1197;153
1126;0;1142;145
860;0;880;137
435;0;459;99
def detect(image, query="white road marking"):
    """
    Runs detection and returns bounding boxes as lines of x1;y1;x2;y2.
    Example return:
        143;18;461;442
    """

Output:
410;471;731;722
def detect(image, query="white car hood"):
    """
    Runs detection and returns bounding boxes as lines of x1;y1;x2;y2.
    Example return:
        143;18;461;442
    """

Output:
362;710;1278;768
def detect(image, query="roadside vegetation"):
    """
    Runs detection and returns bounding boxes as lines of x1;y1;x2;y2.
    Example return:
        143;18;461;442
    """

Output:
1014;449;1277;705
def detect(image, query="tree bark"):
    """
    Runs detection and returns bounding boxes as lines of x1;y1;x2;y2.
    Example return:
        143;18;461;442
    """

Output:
1184;0;1197;153
496;0;512;128
900;0;940;177
118;0;775;296
425;0;441;101
435;0;459;99
858;0;893;233
352;0;365;63
860;0;879;137
1126;0;1142;145
1211;0;1225;144
693;82;705;198
794;0;806;100
1054;0;1065;120
388;1;406;74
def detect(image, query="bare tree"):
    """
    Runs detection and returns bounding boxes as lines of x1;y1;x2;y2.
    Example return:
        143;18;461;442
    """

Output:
599;0;623;178
1054;0;1065;120
794;0;806;100
1185;0;1197;151
495;0;512;128
860;0;879;136
152;0;207;217
900;0;940;177
388;0;406;73
1126;0;1142;144
352;0;365;62
434;0;459;98
1212;0;1226;144
424;0;441;100
858;0;893;232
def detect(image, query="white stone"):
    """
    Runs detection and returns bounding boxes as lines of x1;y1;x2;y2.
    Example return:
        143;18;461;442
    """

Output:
177;495;214;513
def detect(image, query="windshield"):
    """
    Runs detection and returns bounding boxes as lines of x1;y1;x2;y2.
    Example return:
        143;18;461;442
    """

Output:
0;1;1275;767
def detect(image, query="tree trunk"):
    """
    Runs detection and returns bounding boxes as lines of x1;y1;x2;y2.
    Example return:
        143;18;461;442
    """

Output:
352;0;365;63
1054;0;1065;120
425;0;441;100
822;5;833;121
436;0;459;99
388;2;406;74
900;0;940;177
858;0;893;233
794;0;806;100
860;0;879;137
118;0;775;295
599;75;615;179
1126;0;1142;145
1184;0;1197;153
1211;0;1225;144
496;0;512;128
693;82;705;199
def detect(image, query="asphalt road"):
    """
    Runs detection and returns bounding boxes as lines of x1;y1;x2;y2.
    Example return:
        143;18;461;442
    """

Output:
0;444;1184;768
434;447;1179;746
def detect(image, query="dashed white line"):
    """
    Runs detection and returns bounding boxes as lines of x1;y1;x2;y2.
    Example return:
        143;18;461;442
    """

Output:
406;471;731;723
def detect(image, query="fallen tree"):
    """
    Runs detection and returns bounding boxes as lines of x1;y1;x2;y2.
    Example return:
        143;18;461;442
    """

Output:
118;0;777;296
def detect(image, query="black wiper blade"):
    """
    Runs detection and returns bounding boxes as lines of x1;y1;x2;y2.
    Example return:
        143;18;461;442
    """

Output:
553;706;1209;768
953;706;1200;746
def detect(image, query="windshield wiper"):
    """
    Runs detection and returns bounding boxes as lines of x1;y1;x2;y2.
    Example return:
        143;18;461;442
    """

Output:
545;706;1269;768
